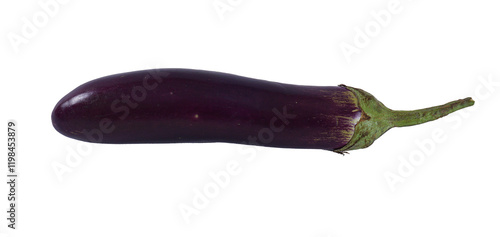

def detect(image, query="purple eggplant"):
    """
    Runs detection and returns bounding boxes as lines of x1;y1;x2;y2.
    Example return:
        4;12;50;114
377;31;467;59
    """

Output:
52;69;474;153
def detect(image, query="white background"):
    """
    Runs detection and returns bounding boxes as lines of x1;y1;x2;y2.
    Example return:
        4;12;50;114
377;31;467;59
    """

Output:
1;0;499;236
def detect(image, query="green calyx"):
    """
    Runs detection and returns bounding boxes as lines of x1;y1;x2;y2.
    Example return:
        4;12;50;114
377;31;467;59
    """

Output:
334;85;475;154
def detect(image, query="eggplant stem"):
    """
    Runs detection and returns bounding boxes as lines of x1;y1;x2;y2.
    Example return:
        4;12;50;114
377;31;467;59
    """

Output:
390;97;474;127
334;85;475;153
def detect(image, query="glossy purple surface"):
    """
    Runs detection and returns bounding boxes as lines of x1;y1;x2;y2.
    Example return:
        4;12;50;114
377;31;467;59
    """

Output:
52;69;361;150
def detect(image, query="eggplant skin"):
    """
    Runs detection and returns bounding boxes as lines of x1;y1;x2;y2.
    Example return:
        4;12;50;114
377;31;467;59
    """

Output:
52;69;362;151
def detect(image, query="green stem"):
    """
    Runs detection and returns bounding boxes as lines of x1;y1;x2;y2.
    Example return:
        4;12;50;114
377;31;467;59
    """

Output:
390;97;475;127
334;85;475;153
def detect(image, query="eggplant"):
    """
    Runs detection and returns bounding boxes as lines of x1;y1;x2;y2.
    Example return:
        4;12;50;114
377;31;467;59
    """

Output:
51;69;474;153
